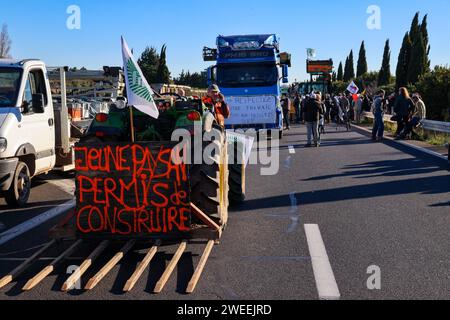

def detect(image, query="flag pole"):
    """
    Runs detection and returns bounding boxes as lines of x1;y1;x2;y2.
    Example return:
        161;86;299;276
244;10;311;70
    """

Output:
129;106;135;143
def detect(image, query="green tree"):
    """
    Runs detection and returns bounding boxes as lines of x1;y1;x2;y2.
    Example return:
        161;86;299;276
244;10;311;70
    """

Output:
357;41;368;78
155;44;170;83
378;39;391;86
396;32;412;89
332;71;337;82
415;66;450;120
343;56;349;82
407;32;427;84
420;14;431;72
349;50;355;79
337;62;343;81
344;50;355;82
137;46;160;84
409;12;421;44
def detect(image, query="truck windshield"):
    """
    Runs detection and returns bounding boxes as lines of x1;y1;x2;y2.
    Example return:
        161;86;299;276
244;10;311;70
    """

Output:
217;63;278;88
0;68;22;107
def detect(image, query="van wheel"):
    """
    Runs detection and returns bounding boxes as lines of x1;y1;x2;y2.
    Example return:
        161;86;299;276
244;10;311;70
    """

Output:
5;162;31;208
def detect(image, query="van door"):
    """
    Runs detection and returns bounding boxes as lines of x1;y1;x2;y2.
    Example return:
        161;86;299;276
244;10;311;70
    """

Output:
19;68;56;175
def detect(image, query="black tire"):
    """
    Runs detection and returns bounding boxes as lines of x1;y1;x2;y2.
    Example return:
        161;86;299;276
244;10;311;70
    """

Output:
229;163;246;205
5;162;31;208
190;128;229;225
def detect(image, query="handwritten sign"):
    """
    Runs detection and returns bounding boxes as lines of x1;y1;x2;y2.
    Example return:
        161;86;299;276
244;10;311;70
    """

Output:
74;142;191;240
225;95;277;125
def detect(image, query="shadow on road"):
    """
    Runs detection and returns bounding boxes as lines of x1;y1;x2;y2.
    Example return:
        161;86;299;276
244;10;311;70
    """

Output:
233;155;450;212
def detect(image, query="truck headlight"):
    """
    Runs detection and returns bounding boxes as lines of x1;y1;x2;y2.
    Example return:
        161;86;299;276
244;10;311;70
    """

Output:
0;138;7;153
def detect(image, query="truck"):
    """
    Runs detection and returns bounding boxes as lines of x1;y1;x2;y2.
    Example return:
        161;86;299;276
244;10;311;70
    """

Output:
203;34;291;139
0;59;97;207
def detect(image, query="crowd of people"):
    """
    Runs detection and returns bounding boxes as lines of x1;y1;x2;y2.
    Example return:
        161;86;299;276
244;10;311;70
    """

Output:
281;87;427;146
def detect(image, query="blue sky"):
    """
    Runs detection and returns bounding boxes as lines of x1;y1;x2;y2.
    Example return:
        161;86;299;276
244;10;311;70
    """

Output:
1;0;449;81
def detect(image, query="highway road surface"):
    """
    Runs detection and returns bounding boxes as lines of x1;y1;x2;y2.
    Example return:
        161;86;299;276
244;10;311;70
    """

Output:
0;124;449;300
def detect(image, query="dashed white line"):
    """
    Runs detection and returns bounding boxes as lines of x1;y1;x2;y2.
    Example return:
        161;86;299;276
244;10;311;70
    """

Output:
304;224;341;300
289;146;296;154
0;200;75;247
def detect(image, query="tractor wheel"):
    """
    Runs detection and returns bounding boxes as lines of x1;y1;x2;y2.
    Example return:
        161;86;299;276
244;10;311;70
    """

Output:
190;127;229;226
229;163;246;205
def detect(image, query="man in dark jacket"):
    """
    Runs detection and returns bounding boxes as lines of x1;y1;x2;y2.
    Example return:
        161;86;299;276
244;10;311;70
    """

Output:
303;93;324;147
393;87;416;138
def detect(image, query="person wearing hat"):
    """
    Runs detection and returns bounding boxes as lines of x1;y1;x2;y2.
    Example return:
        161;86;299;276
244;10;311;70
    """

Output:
302;93;324;147
202;84;230;127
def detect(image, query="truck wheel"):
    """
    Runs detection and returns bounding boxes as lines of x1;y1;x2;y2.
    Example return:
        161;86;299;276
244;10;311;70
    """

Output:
5;162;31;207
190;128;229;226
229;163;246;205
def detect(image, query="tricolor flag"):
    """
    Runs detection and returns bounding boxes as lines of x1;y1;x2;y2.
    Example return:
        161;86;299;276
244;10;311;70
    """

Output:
347;81;359;95
121;36;159;119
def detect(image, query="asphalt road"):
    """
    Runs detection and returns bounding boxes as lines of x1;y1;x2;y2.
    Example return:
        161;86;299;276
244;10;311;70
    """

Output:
0;124;449;300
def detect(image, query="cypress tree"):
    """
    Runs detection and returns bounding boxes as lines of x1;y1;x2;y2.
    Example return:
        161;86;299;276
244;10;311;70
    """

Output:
357;41;368;78
156;44;171;84
409;12;420;44
138;46;160;84
348;50;355;80
378;39;391;86
343;56;350;82
332;71;337;82
337;62;343;81
420;14;431;72
407;32;426;84
396;32;412;89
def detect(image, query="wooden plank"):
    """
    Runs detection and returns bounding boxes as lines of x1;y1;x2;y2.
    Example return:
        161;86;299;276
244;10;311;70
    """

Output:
23;240;83;291
190;203;220;231
153;241;187;294
62;240;110;291
186;240;215;294
85;240;135;290
0;240;56;290
123;240;161;292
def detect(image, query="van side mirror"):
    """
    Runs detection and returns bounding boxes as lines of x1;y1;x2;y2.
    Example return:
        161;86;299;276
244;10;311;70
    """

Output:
282;65;289;84
207;66;217;86
32;94;45;113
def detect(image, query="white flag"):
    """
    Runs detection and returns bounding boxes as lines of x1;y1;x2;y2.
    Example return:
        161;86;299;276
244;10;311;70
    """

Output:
347;81;359;94
121;36;159;119
307;48;316;60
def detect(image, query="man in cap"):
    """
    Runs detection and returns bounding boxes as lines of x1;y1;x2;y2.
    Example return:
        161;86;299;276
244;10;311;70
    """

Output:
202;84;230;127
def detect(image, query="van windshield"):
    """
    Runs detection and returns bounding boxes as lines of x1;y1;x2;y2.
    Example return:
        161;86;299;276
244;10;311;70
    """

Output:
0;68;22;107
217;63;278;88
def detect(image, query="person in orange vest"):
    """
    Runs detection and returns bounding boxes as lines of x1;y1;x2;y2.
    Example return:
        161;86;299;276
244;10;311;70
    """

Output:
202;84;230;127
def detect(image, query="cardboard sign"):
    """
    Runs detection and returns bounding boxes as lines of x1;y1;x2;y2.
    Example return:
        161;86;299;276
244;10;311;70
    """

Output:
307;60;333;74
225;95;277;125
74;142;191;240
226;131;255;167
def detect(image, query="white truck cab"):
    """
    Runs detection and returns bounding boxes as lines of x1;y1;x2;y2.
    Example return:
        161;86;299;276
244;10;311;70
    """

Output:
0;59;72;207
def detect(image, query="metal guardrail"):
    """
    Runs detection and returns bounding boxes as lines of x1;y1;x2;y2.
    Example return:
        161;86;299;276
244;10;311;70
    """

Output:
361;112;450;165
421;120;450;134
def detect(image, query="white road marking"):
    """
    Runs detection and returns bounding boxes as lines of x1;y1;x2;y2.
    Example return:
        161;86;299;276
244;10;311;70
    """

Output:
304;224;341;300
0;200;75;247
289;146;296;154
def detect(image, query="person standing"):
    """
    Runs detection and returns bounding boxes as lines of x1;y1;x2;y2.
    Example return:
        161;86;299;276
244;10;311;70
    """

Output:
293;93;301;124
355;94;363;124
281;94;291;130
393;87;415;138
202;84;231;127
303;93;324;147
372;90;386;142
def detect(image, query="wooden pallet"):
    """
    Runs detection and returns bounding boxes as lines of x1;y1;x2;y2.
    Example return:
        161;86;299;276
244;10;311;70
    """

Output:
0;203;221;294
